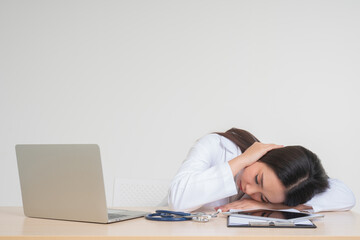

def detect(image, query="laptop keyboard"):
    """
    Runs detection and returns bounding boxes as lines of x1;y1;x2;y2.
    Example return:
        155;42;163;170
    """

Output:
108;213;128;219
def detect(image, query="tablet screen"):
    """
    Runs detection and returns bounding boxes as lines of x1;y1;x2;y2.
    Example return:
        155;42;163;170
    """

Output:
231;209;311;220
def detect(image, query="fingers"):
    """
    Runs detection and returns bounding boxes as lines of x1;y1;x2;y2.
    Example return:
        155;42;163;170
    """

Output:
241;142;284;166
215;206;230;212
255;143;284;153
215;202;242;212
266;143;284;150
215;199;269;212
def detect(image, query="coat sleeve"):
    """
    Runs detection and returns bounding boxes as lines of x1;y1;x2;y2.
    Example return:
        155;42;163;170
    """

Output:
304;178;356;212
168;134;238;211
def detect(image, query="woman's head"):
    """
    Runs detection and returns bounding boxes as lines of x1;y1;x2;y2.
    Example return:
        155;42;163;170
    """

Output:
259;146;329;206
240;146;329;206
217;128;329;206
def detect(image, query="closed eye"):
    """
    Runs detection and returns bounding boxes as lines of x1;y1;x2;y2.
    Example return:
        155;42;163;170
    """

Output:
255;174;259;184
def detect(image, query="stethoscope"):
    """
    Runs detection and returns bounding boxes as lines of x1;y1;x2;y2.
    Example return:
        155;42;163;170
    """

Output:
145;209;222;223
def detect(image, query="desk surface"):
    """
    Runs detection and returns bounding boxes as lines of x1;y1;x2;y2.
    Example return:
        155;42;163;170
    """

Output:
1;207;360;240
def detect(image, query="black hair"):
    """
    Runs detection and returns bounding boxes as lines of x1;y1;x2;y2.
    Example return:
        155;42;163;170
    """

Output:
216;128;329;206
258;146;329;206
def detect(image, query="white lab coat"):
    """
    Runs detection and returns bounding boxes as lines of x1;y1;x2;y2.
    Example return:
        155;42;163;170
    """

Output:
168;134;356;212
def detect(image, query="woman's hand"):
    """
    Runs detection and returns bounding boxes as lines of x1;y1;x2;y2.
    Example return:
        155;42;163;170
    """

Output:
215;198;271;212
228;142;284;176
240;142;284;166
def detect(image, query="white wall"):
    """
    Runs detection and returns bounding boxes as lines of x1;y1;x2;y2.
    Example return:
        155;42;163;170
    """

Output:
1;0;359;212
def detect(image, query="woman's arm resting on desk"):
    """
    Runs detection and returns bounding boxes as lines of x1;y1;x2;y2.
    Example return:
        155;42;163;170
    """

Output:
216;178;356;212
215;198;312;212
304;178;356;212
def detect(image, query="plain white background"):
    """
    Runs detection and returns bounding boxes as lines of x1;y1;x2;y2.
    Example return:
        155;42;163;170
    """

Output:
0;0;359;212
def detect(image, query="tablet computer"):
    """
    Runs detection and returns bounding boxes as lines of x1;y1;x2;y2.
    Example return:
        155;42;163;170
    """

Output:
224;209;323;222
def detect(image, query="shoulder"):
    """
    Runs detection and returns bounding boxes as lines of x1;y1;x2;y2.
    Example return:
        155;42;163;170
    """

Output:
196;133;240;155
196;133;221;146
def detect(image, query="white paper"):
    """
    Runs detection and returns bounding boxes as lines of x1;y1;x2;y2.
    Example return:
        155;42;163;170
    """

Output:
228;209;314;226
228;216;314;226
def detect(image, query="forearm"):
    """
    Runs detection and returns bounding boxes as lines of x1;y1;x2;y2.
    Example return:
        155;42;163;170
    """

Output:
216;198;313;212
304;178;355;212
264;202;313;212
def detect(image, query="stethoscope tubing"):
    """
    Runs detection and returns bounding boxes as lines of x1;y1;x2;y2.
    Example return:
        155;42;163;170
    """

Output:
145;210;192;221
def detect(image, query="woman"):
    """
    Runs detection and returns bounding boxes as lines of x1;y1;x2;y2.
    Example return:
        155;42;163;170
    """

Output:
168;128;355;212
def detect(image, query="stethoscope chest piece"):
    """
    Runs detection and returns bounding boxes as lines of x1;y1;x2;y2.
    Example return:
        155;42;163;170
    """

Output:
145;209;221;223
192;215;211;222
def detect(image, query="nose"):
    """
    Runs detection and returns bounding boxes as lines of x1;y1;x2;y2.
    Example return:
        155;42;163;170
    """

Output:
244;183;259;196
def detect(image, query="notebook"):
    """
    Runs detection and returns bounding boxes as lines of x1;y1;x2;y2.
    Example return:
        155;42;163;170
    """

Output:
226;209;317;228
227;215;316;228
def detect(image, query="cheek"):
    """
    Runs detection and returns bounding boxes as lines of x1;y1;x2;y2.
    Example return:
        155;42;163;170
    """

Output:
249;193;262;202
272;190;286;203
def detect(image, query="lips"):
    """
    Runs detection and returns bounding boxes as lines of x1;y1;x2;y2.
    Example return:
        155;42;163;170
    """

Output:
239;181;243;192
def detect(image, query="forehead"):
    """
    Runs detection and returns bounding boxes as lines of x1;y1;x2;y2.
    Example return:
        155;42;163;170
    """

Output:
258;163;286;203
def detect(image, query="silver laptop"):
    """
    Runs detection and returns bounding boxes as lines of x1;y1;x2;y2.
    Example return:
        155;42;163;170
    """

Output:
15;144;149;223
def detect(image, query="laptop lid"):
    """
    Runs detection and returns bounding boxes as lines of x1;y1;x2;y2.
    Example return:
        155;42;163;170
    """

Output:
16;144;109;223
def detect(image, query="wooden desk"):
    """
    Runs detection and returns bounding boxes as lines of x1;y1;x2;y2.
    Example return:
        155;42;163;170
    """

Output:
1;207;360;239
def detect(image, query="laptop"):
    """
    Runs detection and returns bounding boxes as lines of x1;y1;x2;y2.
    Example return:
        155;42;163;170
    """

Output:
15;144;149;223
